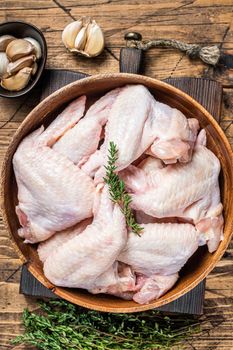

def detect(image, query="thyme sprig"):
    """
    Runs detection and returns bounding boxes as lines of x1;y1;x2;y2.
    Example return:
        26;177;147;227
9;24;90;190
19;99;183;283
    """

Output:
12;300;200;350
104;141;143;235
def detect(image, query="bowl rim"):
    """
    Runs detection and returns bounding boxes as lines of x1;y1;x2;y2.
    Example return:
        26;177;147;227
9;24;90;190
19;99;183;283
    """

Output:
0;20;47;98
1;72;233;313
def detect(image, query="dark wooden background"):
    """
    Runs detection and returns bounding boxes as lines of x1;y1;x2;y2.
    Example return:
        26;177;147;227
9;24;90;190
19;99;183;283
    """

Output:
0;1;232;349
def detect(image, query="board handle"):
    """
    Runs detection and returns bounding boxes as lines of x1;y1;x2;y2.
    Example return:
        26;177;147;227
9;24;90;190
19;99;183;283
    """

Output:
119;32;144;74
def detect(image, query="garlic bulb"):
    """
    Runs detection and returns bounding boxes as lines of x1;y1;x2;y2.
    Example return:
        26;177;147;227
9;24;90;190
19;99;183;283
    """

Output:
0;52;9;78
62;17;104;57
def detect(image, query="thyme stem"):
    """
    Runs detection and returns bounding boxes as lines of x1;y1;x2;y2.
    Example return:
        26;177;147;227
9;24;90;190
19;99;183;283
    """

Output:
104;141;143;235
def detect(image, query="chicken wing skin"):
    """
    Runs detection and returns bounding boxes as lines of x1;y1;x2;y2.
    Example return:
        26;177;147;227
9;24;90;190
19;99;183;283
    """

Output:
53;88;121;165
82;84;199;181
38;95;86;147
118;222;198;304
43;185;127;289
119;223;199;276
133;274;179;304
38;218;92;263
120;131;223;252
39;215;134;296
88;262;136;297
14;99;95;244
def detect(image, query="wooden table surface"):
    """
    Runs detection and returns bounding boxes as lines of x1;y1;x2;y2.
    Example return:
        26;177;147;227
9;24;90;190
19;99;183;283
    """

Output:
0;1;232;349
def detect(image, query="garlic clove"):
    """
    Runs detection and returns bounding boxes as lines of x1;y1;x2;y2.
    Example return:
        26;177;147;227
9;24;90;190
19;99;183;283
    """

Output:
84;21;104;57
31;61;38;75
6;39;34;62
0;52;9;78
1;67;32;91
7;54;36;76
24;37;42;59
0;35;15;51
74;25;87;51
62;20;83;49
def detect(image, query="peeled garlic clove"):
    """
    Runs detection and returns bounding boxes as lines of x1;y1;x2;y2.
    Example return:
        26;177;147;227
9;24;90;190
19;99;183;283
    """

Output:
0;52;9;78
31;61;38;75
7;54;36;75
62;20;83;49
84;21;104;57
74;26;87;51
24;37;42;59
0;35;15;51
1;67;32;91
6;39;34;62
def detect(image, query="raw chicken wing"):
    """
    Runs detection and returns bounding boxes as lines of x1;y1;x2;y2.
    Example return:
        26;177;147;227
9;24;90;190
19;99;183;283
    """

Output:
120;130;223;252
82;84;199;180
38;218;92;263
119;222;199;303
119;223;199;276
43;185;127;289
38;95;86;147
53;88;121;165
14;108;95;243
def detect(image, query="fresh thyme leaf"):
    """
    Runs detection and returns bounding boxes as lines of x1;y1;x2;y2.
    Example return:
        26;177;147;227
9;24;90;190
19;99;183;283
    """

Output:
13;300;200;350
104;141;143;235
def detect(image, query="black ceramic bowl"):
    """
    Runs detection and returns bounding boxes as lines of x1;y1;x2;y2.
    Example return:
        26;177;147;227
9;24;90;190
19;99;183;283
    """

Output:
0;21;47;98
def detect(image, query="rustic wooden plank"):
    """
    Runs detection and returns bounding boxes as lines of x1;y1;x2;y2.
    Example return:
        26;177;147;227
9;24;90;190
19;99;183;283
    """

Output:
120;47;144;73
0;1;55;9
0;1;232;85
165;77;222;122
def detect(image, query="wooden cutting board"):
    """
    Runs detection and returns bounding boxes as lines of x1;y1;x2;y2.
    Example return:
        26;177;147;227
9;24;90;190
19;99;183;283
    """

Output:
19;67;222;315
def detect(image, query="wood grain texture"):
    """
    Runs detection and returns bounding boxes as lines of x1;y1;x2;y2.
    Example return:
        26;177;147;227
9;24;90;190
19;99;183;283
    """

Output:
0;0;232;85
120;48;144;73
0;0;233;349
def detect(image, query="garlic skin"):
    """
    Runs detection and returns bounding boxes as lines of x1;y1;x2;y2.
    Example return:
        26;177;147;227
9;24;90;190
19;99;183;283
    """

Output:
6;39;34;62
1;67;32;91
7;54;36;75
0;52;9;78
62;17;104;57
24;37;42;59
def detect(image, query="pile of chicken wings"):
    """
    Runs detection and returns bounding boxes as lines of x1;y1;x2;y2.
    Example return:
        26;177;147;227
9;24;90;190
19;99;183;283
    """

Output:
13;85;223;304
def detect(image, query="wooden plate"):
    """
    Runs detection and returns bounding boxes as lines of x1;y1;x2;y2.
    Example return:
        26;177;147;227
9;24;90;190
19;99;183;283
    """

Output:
1;73;233;313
